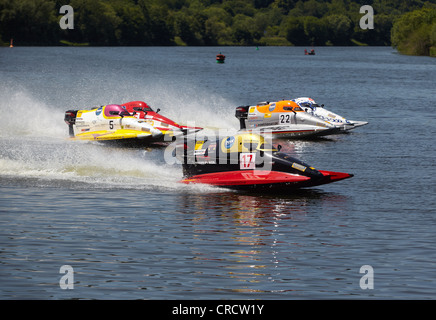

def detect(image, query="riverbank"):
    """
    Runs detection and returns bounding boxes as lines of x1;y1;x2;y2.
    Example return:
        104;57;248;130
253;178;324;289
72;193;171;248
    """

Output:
391;7;436;58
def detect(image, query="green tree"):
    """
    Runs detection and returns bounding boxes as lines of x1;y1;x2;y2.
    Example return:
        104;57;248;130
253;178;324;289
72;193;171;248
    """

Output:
253;0;275;9
283;16;308;45
0;0;59;45
203;6;233;44
222;0;256;17
110;2;150;45
68;0;121;45
391;7;436;56
272;0;297;14
323;14;352;45
147;4;174;45
303;15;327;45
302;0;328;18
232;14;255;45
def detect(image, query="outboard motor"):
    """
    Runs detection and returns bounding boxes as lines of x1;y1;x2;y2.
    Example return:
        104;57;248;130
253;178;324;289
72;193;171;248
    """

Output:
64;110;78;137
235;106;249;129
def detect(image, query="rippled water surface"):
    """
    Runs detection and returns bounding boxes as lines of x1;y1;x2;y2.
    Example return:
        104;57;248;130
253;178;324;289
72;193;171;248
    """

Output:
0;46;435;299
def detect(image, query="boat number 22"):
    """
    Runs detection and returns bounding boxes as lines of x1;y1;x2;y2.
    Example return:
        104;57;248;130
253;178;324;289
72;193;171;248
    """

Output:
279;114;291;124
240;153;256;170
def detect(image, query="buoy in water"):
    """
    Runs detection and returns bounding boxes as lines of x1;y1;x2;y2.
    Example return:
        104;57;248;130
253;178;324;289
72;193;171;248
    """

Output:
216;53;225;63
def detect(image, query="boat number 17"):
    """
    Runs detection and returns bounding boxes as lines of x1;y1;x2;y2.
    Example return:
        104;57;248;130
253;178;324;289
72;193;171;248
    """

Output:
240;153;256;170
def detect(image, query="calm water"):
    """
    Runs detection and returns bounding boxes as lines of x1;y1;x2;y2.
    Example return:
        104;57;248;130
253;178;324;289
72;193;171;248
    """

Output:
0;46;435;300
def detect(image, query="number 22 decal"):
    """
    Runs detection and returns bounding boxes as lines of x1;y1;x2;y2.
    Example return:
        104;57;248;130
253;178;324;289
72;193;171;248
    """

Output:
279;114;291;124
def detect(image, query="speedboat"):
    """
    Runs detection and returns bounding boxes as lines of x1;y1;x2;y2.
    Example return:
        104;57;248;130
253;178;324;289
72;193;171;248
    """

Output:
64;101;202;146
293;97;368;131
305;49;315;55
235;100;341;139
175;132;353;192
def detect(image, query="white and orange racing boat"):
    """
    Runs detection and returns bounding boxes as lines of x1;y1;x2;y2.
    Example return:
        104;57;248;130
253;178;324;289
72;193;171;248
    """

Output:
235;100;341;139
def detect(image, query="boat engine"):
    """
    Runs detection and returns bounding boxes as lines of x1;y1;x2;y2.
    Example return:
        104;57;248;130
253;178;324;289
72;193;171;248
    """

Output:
64;110;78;137
235;106;249;129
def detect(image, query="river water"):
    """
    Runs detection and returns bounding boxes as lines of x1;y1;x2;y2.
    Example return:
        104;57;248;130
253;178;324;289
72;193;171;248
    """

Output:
0;46;435;300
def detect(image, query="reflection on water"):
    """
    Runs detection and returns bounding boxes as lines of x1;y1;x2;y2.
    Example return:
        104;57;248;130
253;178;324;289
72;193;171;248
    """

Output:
180;190;350;221
176;191;351;295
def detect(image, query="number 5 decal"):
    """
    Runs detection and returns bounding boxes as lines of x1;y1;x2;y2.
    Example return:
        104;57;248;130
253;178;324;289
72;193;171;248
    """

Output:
240;153;256;170
109;120;114;129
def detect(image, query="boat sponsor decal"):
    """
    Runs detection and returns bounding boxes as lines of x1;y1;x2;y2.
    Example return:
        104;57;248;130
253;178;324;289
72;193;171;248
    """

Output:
240;153;256;170
268;103;276;112
315;113;350;124
225;136;235;149
292;162;307;172
194;149;206;156
253;121;277;127
272;126;299;131
96;107;102;116
195;160;216;165
195;140;205;150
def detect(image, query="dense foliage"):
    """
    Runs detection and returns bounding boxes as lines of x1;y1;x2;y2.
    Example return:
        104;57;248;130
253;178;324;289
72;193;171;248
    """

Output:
391;7;436;56
0;0;435;51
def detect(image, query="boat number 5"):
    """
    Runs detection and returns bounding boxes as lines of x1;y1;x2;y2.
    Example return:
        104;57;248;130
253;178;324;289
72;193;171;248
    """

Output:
240;153;256;170
279;114;291;124
109;120;114;129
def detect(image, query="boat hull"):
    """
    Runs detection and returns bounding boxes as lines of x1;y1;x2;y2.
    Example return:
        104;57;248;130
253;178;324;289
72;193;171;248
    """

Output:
181;170;353;192
242;126;341;139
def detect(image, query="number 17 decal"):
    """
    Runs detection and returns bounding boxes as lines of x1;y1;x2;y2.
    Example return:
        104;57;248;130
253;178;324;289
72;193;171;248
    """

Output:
240;153;256;169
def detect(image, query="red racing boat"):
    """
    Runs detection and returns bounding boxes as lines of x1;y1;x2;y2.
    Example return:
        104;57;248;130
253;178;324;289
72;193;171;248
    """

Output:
175;132;353;192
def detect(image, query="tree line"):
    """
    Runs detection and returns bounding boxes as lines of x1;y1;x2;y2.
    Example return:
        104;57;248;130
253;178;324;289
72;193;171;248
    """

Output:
391;7;436;56
0;0;435;50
